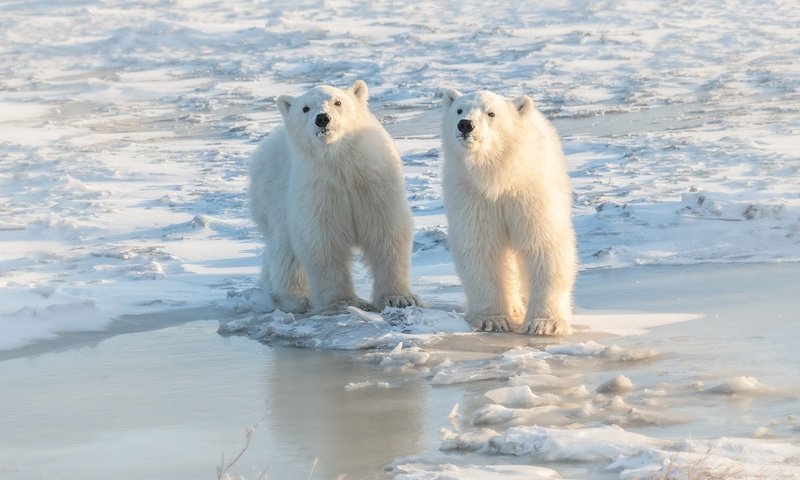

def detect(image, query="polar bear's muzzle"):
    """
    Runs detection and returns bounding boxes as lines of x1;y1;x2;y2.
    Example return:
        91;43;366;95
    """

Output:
314;113;330;128
313;112;337;138
456;119;480;144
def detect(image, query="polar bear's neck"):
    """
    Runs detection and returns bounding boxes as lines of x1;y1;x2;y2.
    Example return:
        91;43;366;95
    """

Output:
290;134;353;163
455;138;531;198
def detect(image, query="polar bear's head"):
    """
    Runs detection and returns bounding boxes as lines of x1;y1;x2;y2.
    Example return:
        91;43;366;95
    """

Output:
277;80;370;148
441;89;534;157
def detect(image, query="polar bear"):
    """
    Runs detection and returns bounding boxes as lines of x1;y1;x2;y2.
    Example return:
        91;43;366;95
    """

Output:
441;89;577;336
249;80;420;314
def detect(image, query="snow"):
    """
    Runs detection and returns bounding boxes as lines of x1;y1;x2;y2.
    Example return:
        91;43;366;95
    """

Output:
1;0;799;478
433;425;800;479
706;376;774;395
393;463;562;480
596;375;635;395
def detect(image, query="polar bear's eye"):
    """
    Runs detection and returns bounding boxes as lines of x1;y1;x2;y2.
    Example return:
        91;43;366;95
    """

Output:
334;100;342;106
302;106;310;113
487;112;496;118
457;109;463;115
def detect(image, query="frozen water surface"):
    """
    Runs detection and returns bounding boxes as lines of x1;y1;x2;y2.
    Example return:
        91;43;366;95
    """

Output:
1;0;799;478
2;263;799;479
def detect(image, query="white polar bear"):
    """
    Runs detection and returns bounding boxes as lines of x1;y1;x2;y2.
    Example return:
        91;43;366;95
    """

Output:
249;80;420;314
441;89;577;336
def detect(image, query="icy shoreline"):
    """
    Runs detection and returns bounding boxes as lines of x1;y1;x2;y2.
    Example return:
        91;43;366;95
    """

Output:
1;261;799;479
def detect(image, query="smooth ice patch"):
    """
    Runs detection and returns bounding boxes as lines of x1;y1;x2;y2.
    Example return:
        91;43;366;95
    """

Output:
573;311;703;336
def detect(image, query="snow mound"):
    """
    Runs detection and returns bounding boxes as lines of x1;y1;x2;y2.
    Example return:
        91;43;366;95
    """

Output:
596;374;636;394
609;435;800;480
546;340;657;361
472;404;567;428
484;385;541;408
488;425;667;461
707;376;773;395
435;425;800;480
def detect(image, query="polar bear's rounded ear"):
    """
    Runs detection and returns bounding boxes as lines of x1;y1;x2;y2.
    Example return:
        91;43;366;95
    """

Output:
277;95;294;118
348;80;368;103
442;88;462;108
512;96;534;117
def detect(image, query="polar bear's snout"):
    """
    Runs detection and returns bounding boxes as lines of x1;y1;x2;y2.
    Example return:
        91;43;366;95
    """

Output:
313;109;337;138
457;119;474;134
314;113;331;128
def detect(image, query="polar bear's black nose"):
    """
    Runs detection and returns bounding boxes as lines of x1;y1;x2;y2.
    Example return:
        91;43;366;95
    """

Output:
457;119;474;134
315;113;331;127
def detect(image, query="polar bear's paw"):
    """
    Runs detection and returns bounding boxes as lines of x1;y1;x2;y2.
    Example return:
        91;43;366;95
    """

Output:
273;293;311;314
522;317;572;336
471;314;511;332
346;297;379;312
378;294;423;309
324;297;378;314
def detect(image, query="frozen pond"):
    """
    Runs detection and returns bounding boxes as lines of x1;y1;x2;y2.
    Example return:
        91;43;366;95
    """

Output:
2;262;798;479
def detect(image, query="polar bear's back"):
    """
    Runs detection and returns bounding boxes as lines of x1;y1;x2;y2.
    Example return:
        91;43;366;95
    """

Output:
526;109;567;171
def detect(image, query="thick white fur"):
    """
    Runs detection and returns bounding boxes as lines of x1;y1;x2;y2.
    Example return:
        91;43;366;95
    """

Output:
250;80;420;314
441;89;577;336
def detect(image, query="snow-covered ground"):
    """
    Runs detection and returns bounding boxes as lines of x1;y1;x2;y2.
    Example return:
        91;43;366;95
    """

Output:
1;0;799;478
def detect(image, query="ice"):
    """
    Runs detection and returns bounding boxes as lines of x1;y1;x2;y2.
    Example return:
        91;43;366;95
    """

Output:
484;385;539;408
488;425;667;461
393;462;562;480
440;428;500;452
1;0;799;478
218;307;468;350
362;342;431;369
430;348;552;386
706;376;773;395
545;340;606;356
344;380;393;391
545;340;657;363
596;375;635;395
471;404;568;428
607;436;800;480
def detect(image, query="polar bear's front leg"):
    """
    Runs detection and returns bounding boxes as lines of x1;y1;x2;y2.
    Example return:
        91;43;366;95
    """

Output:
359;189;421;311
450;235;517;332
296;237;375;314
519;245;576;336
364;234;421;310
